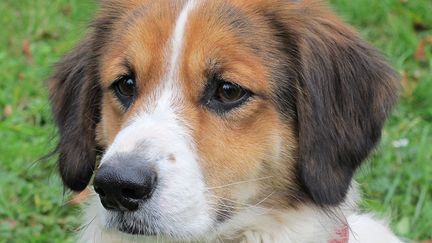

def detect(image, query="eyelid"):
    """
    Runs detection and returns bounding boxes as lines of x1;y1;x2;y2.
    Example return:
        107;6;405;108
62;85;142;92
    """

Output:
110;74;131;87
201;77;254;114
107;59;135;88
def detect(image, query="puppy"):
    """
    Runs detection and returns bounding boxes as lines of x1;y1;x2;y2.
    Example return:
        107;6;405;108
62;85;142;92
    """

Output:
49;0;402;242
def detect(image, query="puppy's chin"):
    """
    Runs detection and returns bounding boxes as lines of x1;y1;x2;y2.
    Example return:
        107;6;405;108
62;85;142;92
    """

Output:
107;211;159;236
100;204;215;241
118;224;157;236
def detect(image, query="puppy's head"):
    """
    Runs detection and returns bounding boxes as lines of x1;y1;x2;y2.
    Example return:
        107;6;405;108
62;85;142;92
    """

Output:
49;0;399;239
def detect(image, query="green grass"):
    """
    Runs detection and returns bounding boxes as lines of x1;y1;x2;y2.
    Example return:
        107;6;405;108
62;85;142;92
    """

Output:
0;0;431;242
0;1;96;242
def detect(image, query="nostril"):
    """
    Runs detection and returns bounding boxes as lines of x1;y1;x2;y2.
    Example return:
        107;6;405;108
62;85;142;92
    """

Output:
120;174;157;200
121;188;142;200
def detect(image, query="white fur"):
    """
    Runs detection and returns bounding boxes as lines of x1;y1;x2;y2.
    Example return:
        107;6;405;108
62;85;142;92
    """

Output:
79;190;404;243
348;214;404;243
168;0;196;79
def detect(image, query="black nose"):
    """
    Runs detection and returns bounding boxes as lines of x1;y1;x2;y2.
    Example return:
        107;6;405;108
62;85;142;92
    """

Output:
94;161;157;212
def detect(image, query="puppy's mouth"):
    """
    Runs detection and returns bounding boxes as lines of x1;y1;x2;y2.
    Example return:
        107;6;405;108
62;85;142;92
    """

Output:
104;201;231;238
106;210;161;236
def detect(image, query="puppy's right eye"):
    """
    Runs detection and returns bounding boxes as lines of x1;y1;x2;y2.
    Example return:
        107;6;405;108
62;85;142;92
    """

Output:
111;76;136;109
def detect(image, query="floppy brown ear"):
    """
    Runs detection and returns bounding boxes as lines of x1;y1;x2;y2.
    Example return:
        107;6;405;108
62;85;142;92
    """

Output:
296;12;400;206
273;5;400;206
49;38;102;192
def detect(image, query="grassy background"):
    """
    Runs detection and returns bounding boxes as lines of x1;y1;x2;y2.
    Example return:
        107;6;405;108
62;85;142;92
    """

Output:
0;0;431;242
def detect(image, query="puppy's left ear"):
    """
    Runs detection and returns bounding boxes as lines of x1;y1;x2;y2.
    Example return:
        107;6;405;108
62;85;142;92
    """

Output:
49;38;102;192
275;5;400;206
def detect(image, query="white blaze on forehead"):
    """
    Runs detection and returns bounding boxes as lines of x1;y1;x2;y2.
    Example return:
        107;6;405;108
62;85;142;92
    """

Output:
167;0;197;80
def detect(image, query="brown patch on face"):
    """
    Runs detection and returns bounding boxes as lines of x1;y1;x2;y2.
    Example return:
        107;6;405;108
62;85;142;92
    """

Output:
174;0;301;212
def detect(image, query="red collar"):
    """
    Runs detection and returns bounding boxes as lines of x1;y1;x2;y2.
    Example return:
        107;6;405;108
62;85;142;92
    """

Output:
328;224;349;243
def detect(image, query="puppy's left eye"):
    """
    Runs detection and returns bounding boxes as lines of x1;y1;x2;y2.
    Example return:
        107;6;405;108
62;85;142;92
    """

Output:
215;82;248;104
111;76;136;109
203;79;252;113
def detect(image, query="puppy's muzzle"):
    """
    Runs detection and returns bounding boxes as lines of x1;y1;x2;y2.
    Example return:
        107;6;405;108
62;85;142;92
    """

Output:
94;155;158;212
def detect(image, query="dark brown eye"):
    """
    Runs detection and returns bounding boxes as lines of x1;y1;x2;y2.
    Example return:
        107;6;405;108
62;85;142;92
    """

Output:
201;78;252;114
216;82;247;103
112;76;136;109
115;77;135;97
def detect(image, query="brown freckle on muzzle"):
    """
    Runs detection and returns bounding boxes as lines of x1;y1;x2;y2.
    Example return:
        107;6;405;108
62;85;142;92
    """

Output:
168;154;176;163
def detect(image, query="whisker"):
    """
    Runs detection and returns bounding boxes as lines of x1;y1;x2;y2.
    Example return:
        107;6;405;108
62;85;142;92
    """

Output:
208;195;257;208
78;215;96;232
209;192;275;210
254;190;275;207
206;176;273;190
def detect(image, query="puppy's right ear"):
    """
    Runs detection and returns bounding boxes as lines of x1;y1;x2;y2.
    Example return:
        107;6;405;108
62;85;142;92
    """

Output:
49;38;102;192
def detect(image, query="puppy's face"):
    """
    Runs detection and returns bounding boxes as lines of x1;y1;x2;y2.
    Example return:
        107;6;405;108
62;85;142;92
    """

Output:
49;0;399;239
95;1;297;236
